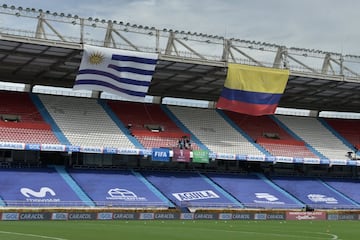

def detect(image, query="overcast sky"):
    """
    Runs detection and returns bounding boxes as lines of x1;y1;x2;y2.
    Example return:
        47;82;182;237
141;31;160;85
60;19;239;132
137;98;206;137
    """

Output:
3;0;360;55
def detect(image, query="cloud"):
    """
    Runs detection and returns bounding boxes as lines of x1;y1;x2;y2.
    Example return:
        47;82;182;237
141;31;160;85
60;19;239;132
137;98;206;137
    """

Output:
3;0;360;54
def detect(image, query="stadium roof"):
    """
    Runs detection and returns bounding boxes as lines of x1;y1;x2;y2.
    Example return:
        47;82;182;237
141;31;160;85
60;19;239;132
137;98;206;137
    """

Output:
0;6;359;113
0;36;359;113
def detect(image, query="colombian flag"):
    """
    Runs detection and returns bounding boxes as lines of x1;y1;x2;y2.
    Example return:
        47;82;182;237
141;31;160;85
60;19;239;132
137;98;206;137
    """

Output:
216;64;289;116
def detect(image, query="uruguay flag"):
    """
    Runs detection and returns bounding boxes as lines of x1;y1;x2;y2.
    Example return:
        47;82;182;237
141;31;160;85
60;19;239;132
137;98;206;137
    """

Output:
73;45;158;102
216;64;289;116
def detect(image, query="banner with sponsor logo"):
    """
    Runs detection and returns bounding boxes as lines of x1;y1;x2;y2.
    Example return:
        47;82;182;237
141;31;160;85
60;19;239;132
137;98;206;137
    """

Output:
194;213;217;220
40;144;66;152
68;213;97;220
231;213;253;220
97;212;113;220
154;213;179;220
192;150;209;163
51;213;68;220
19;212;51;221
180;213;194;220
327;213;358;220
216;152;236;160
0;142;25;150
1;212;19;221
112;213;137;220
4;210;360;221
80;146;103;154
117;148;139;155
25;143;41;151
172;190;220;202
139;213;154;220
286;211;326;220
172;148;190;162
152;148;170;162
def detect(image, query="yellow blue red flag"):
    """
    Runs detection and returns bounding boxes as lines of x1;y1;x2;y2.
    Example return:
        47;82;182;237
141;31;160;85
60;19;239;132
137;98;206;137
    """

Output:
216;64;289;116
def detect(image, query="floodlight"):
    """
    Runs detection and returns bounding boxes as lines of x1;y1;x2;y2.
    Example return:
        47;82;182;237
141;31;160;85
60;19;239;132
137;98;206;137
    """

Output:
94;18;99;22
101;19;106;23
17;7;23;11
88;17;93;21
2;4;7;8
10;5;15;10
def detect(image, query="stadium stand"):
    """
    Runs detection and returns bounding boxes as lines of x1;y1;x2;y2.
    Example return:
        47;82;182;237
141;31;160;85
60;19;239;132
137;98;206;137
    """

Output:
167;105;264;155
68;169;172;208
222;111;318;158
270;176;360;209
205;172;304;209
0;167;89;207
106;100;199;149
38;94;135;148
140;170;243;209
1;5;360;217
322;178;360;205
0;91;60;144
275;115;354;160
323;118;360;156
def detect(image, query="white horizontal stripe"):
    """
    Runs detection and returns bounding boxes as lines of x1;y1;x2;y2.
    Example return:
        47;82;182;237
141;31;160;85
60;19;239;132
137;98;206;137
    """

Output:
80;64;153;82
73;84;145;101
83;44;158;62
117;71;153;82
75;74;150;93
80;58;156;73
111;60;157;71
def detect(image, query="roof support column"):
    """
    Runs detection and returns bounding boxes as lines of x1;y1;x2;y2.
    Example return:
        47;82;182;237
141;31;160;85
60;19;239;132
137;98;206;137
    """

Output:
273;46;287;68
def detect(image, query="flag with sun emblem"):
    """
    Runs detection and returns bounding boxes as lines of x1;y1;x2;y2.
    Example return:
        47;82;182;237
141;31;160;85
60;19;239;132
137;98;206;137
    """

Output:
73;44;158;101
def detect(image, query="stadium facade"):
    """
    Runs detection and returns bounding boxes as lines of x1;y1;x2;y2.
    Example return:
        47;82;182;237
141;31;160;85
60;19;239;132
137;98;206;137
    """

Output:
0;4;359;218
